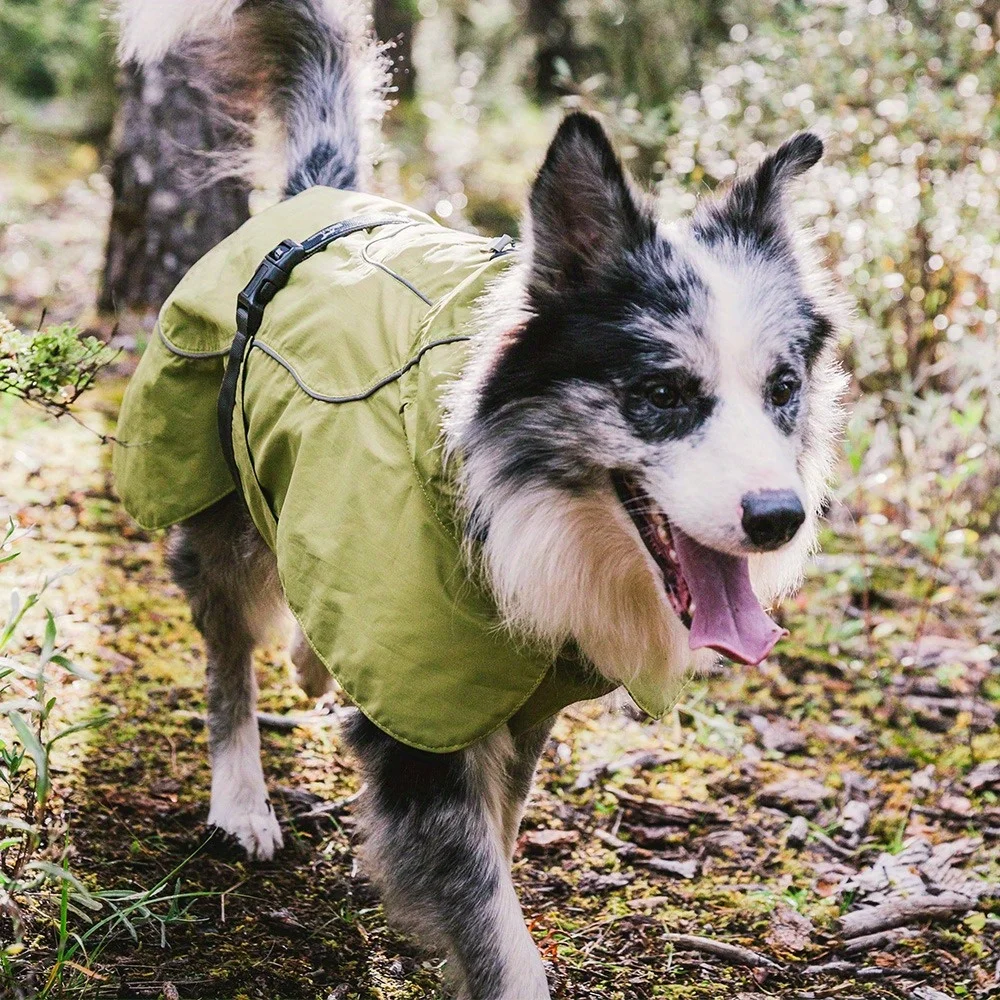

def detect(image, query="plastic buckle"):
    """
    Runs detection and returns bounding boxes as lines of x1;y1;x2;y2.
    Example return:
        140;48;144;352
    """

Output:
236;238;306;337
488;234;516;257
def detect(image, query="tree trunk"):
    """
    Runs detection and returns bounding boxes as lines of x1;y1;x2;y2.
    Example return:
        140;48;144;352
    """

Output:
373;0;417;101
525;0;575;99
99;54;251;314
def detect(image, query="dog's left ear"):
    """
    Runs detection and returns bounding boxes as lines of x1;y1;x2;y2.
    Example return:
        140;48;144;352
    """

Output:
701;132;823;243
526;112;655;304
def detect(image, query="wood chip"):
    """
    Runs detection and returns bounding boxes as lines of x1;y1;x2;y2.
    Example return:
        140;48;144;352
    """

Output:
766;905;814;952
910;987;954;1000
628;895;670;911
639;857;698;879
759;777;831;815
837;798;871;848
965;760;1000;791
518;828;580;852
571;748;678;790
751;714;807;753
785;815;809;848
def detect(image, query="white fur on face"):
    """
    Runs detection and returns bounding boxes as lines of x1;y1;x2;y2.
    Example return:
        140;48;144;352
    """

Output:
445;220;845;691
639;234;811;554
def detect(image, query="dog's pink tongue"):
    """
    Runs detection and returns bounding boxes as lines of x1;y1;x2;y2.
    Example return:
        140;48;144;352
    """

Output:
672;529;786;666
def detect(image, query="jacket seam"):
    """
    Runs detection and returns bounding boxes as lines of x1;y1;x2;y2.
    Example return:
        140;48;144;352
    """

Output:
249;336;471;403
158;324;233;359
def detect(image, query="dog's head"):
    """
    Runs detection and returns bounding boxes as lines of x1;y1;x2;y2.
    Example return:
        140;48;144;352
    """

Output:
449;113;845;689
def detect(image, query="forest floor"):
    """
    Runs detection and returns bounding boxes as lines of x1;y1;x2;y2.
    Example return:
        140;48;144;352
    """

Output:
2;125;1000;1000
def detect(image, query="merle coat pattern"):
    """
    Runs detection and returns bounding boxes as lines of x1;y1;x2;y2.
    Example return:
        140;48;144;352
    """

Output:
116;1;846;997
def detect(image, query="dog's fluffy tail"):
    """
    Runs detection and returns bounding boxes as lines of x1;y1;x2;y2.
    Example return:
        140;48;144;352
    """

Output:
114;0;388;195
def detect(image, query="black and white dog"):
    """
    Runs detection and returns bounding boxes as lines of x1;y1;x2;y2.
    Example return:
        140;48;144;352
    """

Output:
117;1;846;996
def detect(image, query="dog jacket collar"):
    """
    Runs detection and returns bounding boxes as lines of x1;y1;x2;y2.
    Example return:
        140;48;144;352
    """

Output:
113;187;673;752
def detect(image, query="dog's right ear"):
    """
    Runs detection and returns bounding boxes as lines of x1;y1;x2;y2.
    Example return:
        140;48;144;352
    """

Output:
525;113;655;305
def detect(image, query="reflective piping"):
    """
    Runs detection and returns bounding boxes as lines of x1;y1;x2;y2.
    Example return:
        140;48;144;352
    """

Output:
250;336;470;404
158;325;232;359
360;223;434;306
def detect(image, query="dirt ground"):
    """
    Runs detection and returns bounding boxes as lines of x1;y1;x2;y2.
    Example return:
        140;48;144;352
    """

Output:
2;128;1000;1000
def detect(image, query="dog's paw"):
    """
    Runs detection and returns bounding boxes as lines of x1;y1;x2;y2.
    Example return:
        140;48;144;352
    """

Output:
208;800;284;860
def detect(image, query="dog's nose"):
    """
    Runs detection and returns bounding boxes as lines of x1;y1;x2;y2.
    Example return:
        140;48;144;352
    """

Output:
741;490;806;550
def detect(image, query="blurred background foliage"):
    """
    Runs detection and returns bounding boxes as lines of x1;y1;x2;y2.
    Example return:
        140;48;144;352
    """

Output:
1;0;999;617
0;0;114;131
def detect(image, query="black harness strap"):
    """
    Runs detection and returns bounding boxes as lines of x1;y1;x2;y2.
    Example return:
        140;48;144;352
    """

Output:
217;214;408;494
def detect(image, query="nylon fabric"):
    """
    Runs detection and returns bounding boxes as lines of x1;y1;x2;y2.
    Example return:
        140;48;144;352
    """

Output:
114;187;655;751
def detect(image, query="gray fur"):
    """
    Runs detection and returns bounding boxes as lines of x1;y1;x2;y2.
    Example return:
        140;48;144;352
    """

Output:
123;3;845;997
343;713;552;999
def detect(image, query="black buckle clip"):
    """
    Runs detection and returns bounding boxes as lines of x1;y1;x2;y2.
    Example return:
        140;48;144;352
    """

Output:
236;238;307;338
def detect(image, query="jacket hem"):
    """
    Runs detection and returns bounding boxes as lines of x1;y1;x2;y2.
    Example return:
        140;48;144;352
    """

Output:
278;572;556;754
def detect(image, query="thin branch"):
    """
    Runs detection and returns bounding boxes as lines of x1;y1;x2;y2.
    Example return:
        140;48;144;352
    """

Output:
663;932;781;970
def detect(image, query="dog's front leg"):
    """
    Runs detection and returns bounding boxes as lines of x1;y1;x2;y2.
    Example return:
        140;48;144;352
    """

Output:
169;509;285;860
344;713;550;1000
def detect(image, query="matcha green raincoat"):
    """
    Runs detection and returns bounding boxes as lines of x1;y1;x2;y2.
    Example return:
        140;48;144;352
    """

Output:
115;187;668;752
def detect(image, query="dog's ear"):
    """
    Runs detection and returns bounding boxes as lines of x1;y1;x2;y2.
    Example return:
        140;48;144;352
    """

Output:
699;132;823;244
526;113;655;303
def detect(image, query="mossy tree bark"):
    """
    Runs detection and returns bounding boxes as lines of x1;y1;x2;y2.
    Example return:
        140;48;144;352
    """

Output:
99;54;251;314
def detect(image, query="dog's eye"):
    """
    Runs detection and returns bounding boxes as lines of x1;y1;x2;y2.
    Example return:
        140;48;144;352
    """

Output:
643;375;698;410
769;372;800;408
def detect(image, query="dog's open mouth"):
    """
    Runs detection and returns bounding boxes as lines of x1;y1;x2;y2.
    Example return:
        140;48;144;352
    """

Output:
612;472;787;666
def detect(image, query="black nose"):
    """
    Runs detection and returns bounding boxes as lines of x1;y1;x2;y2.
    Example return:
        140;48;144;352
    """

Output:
741;490;805;550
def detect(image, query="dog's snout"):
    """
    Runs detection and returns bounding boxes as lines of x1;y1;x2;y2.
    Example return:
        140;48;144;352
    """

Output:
741;490;805;550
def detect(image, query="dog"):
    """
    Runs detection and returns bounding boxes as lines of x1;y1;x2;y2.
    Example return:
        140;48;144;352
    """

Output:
114;1;846;996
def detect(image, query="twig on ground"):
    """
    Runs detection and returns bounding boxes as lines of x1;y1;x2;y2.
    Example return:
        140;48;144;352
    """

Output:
803;959;857;976
663;933;780;970
256;710;343;731
594;828;640;853
840;891;978;938
842;926;917;955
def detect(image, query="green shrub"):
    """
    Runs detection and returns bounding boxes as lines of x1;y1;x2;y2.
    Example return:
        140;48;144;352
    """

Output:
0;312;116;419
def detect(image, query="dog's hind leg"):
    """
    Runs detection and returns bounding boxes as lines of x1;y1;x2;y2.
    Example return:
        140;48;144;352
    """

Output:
500;719;554;859
290;625;333;699
344;713;551;1000
168;495;286;859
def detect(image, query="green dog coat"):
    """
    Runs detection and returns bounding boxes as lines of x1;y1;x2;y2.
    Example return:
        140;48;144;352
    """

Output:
115;187;670;752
